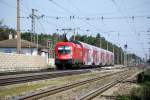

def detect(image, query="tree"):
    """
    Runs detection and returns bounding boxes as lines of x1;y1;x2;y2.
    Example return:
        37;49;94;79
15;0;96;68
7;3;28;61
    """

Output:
21;32;31;41
0;21;16;41
96;33;101;38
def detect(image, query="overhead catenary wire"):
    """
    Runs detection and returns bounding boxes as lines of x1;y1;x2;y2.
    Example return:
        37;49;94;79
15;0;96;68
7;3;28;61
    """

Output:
121;0;146;57
49;0;75;15
109;0;148;58
48;0;103;34
0;0;29;15
0;0;16;9
48;0;150;46
43;15;150;20
65;0;88;15
20;0;30;13
37;19;46;34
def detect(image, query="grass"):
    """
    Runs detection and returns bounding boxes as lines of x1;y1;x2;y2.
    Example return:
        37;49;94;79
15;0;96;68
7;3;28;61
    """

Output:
0;84;47;99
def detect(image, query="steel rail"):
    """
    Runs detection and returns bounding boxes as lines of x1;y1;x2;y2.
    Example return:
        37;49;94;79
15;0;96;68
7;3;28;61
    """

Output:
12;70;128;100
0;70;90;86
77;71;133;100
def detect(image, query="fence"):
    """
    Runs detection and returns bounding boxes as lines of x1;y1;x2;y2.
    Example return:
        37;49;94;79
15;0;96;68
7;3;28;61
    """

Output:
0;53;48;72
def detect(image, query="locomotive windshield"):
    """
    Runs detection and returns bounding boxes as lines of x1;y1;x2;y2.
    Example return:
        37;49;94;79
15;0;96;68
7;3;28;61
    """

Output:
58;46;71;54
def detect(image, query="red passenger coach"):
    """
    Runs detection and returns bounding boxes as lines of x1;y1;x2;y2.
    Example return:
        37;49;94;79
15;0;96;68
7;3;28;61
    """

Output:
55;41;114;69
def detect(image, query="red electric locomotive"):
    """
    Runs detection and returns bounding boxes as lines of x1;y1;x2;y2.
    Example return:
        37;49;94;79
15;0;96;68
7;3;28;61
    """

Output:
55;42;83;69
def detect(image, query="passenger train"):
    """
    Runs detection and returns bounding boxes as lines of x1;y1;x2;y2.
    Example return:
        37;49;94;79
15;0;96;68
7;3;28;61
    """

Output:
55;41;114;69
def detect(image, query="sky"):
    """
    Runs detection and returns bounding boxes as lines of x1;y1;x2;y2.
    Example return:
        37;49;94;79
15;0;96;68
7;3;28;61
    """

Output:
0;0;150;59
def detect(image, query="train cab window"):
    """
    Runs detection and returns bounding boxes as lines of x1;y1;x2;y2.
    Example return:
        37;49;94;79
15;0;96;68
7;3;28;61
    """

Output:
58;46;71;54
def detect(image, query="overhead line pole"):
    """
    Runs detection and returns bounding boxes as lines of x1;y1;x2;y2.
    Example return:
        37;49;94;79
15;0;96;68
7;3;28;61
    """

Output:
100;37;101;48
30;9;44;50
113;45;114;54
107;41;108;51
107;33;109;51
31;9;37;43
148;30;150;59
73;28;75;41
16;0;21;53
121;51;122;65
117;33;120;64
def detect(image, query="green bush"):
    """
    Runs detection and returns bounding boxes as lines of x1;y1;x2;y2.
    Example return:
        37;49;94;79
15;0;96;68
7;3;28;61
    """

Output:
137;69;150;83
117;86;150;100
137;72;145;83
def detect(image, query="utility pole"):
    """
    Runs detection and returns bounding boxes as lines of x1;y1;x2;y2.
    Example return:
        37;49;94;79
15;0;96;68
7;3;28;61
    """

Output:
147;29;150;60
29;9;44;50
121;51;122;65
73;28;80;41
124;44;127;66
100;37;101;48
30;9;37;43
107;41;108;51
148;33;150;60
73;28;75;41
124;50;126;66
117;48;119;64
16;0;21;53
113;45;114;54
113;44;115;65
117;33;120;65
107;33;110;51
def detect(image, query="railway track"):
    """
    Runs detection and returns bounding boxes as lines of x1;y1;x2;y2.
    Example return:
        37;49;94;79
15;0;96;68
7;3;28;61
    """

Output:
0;69;92;86
77;71;130;100
12;69;129;100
